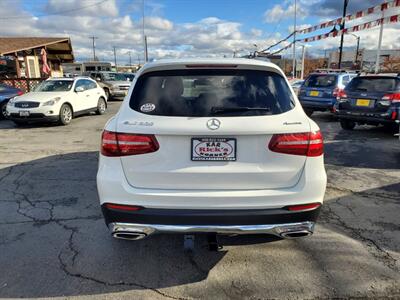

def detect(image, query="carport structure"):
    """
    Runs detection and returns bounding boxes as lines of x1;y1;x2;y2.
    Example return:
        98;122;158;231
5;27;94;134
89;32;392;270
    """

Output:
0;37;74;79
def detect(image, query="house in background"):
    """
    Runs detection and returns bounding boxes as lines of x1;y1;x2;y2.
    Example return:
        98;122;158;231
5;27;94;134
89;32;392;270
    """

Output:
0;37;74;78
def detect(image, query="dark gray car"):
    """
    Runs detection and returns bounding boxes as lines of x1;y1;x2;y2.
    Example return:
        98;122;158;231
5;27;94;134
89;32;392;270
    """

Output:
0;83;23;119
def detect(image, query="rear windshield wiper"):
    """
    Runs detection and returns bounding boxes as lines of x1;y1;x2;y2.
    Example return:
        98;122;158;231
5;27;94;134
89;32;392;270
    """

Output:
211;106;271;114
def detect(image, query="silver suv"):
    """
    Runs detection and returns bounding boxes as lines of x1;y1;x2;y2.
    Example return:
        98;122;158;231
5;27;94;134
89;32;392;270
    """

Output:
87;71;131;100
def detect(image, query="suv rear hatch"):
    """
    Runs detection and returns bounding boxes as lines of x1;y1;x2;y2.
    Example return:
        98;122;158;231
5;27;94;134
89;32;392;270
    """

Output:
342;76;400;112
116;67;311;190
300;74;337;103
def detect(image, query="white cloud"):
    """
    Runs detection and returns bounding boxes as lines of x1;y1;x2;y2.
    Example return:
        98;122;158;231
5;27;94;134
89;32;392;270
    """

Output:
264;3;308;23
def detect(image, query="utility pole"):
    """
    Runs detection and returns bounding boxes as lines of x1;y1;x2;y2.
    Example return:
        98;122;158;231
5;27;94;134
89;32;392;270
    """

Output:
142;0;148;62
375;3;385;73
89;36;98;61
113;46;117;70
338;0;349;69
144;35;148;62
301;45;306;80
292;0;297;78
128;51;132;66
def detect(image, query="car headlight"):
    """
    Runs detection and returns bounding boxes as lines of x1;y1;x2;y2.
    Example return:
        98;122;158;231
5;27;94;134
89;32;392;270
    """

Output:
7;97;16;106
43;97;61;106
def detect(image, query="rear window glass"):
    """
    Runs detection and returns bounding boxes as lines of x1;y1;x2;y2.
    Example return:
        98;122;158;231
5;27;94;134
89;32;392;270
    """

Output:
304;74;337;88
345;77;399;92
129;69;294;117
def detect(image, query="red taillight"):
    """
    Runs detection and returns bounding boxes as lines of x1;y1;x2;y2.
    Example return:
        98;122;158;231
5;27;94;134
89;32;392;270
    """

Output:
104;203;143;211
333;88;346;99
17;90;24;96
101;130;159;157
286;203;321;211
391;111;398;120
268;131;324;157
382;93;400;103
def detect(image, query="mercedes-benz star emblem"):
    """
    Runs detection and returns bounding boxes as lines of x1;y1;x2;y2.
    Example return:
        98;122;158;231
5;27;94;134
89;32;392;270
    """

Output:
206;118;221;130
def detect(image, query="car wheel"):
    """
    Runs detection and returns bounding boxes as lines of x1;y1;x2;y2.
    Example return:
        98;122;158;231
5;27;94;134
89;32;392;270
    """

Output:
383;123;398;133
59;104;73;125
304;108;313;117
96;97;106;115
340;119;356;130
104;88;110;100
0;101;7;119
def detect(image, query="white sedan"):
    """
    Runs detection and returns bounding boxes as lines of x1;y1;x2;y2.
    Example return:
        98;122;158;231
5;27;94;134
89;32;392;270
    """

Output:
97;58;327;242
6;77;107;125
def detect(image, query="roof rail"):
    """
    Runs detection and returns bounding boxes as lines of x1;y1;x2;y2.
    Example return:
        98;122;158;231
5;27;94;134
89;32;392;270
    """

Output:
314;68;357;74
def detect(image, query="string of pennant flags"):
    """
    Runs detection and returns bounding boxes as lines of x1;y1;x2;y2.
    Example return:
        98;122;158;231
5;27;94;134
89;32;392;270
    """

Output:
267;12;400;55
296;0;400;35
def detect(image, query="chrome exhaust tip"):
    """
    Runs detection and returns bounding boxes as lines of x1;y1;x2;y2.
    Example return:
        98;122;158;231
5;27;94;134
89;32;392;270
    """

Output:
112;231;147;240
280;230;313;239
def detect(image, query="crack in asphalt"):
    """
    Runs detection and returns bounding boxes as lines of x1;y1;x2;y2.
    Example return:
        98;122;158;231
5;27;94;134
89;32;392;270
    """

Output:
320;199;398;273
327;184;400;203
55;221;190;300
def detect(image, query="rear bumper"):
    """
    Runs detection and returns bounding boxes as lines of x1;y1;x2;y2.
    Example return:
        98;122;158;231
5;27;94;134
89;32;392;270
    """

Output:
337;112;395;124
299;98;335;111
102;205;321;226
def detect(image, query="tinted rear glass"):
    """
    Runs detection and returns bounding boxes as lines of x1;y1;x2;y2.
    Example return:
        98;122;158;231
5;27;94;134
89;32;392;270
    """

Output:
304;74;337;88
346;77;399;92
129;69;294;117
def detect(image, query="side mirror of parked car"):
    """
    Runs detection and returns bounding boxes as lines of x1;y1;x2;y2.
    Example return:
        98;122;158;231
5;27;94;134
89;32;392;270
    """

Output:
75;86;84;93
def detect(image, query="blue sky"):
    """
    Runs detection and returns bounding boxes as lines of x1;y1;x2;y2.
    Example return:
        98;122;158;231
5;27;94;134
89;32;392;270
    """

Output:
1;0;399;63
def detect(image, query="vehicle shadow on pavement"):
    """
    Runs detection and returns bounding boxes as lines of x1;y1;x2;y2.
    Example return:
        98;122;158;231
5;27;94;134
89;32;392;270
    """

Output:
0;151;282;298
0;151;399;298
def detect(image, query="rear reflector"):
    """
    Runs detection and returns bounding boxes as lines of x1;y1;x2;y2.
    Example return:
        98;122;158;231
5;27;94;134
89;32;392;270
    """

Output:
104;203;143;211
268;131;324;157
101;130;159;157
286;203;321;211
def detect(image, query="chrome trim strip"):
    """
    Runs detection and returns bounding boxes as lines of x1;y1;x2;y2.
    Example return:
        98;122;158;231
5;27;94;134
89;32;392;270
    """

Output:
109;221;315;239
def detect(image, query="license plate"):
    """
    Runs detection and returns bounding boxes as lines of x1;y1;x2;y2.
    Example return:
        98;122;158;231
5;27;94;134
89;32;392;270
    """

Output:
191;137;236;161
356;99;370;106
310;91;319;97
19;111;30;117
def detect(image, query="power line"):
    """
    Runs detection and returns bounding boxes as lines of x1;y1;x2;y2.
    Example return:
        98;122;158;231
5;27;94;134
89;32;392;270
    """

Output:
0;0;110;20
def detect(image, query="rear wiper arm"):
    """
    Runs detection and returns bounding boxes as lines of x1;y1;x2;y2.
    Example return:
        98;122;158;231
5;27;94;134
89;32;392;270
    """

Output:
211;106;271;114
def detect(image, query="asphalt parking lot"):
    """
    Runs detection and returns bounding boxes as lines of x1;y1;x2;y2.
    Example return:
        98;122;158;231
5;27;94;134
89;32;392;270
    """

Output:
0;102;399;299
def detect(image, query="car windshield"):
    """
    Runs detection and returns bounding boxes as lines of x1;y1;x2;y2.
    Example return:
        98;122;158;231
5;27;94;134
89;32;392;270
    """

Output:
304;74;337;88
103;72;126;81
35;80;73;92
123;74;135;81
130;69;295;117
345;77;400;92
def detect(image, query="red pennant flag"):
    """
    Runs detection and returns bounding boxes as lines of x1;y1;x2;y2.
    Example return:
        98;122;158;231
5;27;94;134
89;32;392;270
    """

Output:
367;7;374;14
381;2;388;10
390;15;398;23
396;0;400;7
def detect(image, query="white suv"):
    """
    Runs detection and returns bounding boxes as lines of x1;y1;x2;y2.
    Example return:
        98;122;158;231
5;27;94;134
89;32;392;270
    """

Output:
97;58;327;241
7;77;107;125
